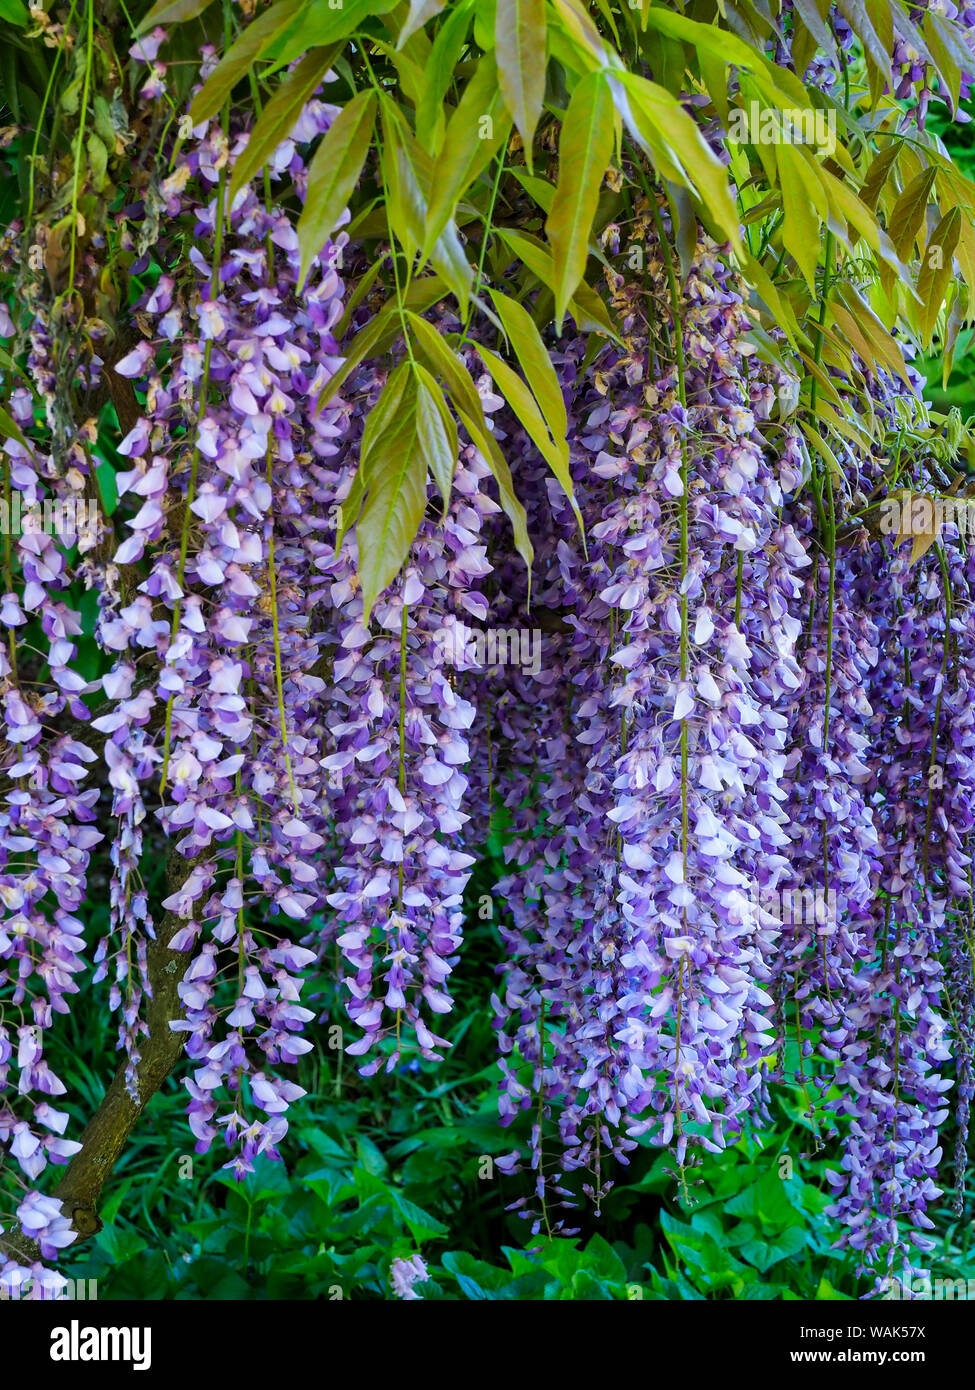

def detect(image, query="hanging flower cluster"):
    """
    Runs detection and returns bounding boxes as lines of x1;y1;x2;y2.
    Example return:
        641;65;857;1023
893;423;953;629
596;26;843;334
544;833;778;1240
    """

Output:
0;10;973;1305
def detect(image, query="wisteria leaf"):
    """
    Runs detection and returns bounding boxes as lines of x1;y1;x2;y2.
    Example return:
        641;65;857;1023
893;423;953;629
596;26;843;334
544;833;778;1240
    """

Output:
546;69;615;328
0;405;28;450
228;49;338;206
775;143;824;292
190;0;302;124
618;73;742;254
790;0;835;53
859;144;901;212
917;206;962;345
137;0;215;32
497;227;622;341
260;0;399;74
509;168;556;212
407;311;534;576
495;0;547;171
360;362;414;474
489;288;568;459
421;54;511;261
414;365;458;513
298;90;377;288
397;0;445;48
890;167;938;263
416;0;475;148
475;343;584;539
355;371;429;620
316;275;447;410
383;101;473;312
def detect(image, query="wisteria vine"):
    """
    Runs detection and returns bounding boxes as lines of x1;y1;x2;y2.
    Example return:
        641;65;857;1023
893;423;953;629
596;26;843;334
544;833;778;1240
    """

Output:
0;2;973;1304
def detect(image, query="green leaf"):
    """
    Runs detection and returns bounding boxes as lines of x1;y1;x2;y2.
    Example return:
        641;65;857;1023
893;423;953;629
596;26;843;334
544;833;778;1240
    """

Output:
422;54;511;260
488;288;567;452
260;0;399;73
739;1227;807;1273
334;463;367;552
359;361;414;473
775;143;825;292
790;0;835;53
889;166;938;263
380;101;423;261
407;311;534;578
832;284;913;388
397;0;445;48
0;405;28;450
475;343;582;535
740;252;805;351
927;12;974;110
545;69;615;327
837;0;893;100
382;100;474;312
583;1233;628;1284
228;49;337;206
917;206;962;345
414;364;458;511
813;159;905;274
137;0;215;32
416;0;474;148
495;0;547;171
355;370;429;620
618;72;742;254
859;143;901;212
334;255;384;339
298;90;377;288
639;6;809;108
442;1251;499;1299
316;274;446;409
497;227;622;341
390;1191;448;1240
508;167;555;212
189;0;302;124
548;0;612;68
0;0;29;25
